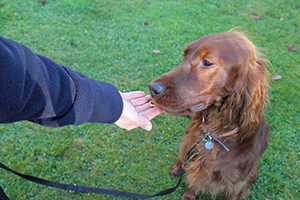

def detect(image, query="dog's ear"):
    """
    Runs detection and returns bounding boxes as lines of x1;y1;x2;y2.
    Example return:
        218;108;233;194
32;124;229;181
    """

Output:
222;58;269;137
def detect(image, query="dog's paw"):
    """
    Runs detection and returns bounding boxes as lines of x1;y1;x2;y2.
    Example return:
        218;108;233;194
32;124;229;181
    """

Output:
181;189;196;200
170;161;183;177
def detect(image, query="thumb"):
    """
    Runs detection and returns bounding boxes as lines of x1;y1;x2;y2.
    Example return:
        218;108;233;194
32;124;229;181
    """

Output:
137;115;153;131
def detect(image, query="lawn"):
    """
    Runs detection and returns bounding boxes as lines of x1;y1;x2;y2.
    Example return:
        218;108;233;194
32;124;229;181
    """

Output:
0;0;299;199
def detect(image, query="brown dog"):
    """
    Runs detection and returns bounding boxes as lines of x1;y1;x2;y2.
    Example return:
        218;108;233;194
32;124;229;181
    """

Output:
148;31;270;200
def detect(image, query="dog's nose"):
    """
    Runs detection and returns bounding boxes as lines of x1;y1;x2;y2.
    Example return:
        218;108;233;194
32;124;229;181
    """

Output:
148;82;166;97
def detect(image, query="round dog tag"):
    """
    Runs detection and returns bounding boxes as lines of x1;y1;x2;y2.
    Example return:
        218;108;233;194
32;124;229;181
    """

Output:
205;141;213;149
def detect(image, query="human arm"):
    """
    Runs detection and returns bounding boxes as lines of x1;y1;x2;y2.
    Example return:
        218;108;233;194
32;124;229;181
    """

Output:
0;36;161;130
0;36;123;126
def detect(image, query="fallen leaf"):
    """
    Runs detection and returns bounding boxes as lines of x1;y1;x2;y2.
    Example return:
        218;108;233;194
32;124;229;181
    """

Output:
293;23;297;27
0;3;5;6
144;21;148;25
38;0;47;5
288;44;297;51
295;5;300;9
275;28;280;32
249;13;261;20
153;49;160;54
247;5;251;8
272;75;282;80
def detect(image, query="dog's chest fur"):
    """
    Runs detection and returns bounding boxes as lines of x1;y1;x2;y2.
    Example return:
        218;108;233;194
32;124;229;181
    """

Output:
178;118;264;195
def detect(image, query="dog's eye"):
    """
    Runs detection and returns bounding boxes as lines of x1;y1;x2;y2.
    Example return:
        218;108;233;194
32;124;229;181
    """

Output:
202;59;213;67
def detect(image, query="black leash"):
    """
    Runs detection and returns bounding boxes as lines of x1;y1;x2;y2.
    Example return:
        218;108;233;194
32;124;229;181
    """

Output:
0;185;10;200
0;161;181;199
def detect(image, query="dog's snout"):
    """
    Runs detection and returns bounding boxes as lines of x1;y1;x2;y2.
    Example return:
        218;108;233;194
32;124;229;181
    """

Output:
148;82;166;97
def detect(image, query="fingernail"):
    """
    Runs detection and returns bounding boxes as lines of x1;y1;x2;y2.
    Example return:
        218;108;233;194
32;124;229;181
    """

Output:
145;126;152;131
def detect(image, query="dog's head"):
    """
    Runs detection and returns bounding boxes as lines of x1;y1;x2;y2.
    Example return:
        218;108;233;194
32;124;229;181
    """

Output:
148;31;269;130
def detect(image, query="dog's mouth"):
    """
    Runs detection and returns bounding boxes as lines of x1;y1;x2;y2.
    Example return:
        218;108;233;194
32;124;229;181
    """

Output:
150;101;205;115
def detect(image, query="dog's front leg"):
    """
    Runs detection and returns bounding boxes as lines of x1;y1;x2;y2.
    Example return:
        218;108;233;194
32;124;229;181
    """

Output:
181;188;196;200
170;161;183;176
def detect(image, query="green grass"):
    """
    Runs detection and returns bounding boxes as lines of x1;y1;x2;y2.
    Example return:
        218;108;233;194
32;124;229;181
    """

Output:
0;0;299;199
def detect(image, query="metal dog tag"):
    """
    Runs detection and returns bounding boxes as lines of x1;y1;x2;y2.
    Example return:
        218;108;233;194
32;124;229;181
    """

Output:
205;141;213;149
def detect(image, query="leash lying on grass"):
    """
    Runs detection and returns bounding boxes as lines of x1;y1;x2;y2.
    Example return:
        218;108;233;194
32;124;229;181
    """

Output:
0;161;181;199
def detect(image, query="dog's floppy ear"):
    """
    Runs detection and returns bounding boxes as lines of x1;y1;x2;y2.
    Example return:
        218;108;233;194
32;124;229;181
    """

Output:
222;49;269;137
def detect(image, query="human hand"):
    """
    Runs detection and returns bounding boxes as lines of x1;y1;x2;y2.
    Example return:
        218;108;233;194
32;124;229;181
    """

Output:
114;91;162;131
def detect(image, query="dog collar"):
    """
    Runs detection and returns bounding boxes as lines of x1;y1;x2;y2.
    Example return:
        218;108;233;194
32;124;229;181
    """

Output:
202;127;238;152
184;112;238;166
202;111;238;151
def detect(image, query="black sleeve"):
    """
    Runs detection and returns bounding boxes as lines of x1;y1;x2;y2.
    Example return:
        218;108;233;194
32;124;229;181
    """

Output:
0;36;123;127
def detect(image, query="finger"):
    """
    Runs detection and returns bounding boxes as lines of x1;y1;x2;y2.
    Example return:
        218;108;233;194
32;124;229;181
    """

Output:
130;95;152;107
139;106;162;121
121;116;152;131
125;125;138;131
134;102;153;113
136;115;153;131
144;94;152;99
122;91;146;100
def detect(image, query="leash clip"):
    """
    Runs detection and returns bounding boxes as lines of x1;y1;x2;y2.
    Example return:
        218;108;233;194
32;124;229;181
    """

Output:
203;133;212;142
